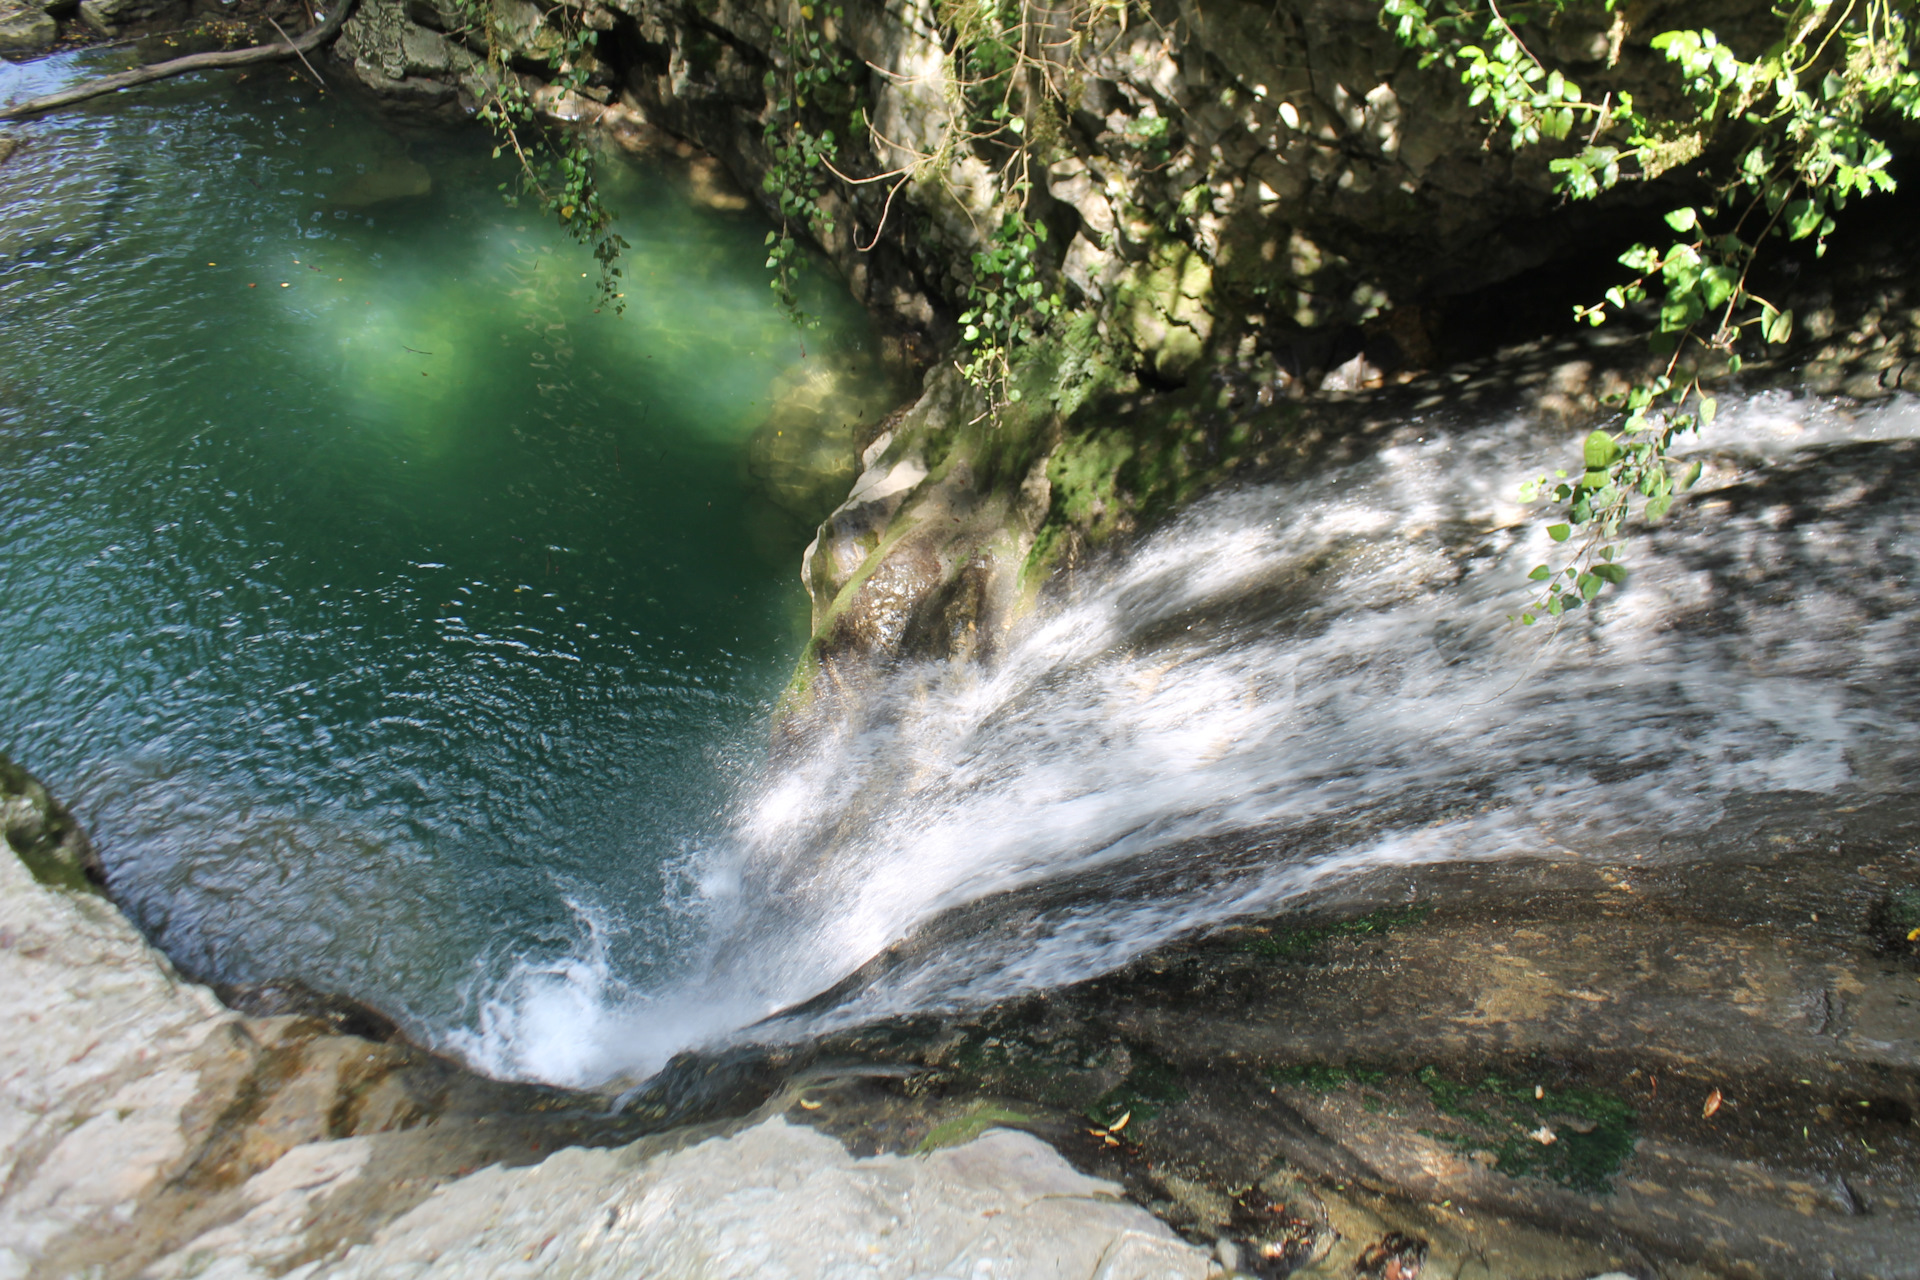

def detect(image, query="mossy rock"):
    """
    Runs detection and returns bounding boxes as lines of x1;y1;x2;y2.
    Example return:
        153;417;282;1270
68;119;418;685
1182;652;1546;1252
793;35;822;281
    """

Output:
0;754;104;893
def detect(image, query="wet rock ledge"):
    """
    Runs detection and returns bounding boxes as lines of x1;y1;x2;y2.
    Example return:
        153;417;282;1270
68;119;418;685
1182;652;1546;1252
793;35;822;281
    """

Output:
9;762;1920;1279
749;795;1920;1279
0;756;1212;1279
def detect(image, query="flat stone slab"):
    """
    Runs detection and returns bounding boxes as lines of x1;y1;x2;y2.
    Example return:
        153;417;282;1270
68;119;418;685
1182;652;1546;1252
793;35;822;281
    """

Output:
145;1119;1211;1279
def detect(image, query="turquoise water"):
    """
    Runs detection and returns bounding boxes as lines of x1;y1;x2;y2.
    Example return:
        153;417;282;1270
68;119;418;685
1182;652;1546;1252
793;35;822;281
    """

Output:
0;56;888;1043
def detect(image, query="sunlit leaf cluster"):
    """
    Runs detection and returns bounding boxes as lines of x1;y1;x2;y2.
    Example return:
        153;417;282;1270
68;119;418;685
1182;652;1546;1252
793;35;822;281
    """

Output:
1383;0;1920;621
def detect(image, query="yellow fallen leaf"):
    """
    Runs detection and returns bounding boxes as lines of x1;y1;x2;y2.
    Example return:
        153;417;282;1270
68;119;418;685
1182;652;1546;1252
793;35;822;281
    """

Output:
1530;1125;1556;1145
1108;1111;1131;1133
1907;925;1919;942
797;1098;821;1111
1703;1088;1723;1118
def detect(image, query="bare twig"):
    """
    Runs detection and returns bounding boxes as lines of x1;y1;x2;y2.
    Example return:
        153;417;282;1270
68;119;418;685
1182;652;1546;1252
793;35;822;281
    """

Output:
266;15;328;89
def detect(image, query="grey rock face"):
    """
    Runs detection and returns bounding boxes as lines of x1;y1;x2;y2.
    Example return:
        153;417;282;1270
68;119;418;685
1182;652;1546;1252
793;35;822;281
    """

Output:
0;0;56;52
75;0;187;34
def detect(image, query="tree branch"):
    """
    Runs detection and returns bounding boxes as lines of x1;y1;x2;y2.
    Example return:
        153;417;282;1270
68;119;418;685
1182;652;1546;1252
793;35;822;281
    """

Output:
0;0;360;122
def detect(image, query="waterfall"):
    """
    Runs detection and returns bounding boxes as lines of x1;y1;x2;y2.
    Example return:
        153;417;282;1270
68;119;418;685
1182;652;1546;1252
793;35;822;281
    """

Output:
458;388;1920;1086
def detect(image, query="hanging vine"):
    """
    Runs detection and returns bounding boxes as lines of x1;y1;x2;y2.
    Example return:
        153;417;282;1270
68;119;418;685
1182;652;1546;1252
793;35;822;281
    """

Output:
758;0;1122;417
445;0;629;311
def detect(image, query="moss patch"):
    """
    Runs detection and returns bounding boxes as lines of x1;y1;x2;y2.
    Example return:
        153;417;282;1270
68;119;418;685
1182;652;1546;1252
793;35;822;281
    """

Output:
1268;1062;1389;1091
1417;1068;1637;1195
1880;885;1920;954
915;1102;1034;1153
1087;1045;1187;1127
1239;903;1434;959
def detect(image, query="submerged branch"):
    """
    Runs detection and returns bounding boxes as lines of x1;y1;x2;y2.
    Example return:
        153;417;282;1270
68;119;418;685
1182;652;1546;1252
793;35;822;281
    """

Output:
0;0;359;121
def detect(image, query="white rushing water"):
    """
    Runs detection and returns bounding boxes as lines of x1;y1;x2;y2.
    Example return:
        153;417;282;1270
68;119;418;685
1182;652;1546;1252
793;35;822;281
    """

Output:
457;388;1920;1086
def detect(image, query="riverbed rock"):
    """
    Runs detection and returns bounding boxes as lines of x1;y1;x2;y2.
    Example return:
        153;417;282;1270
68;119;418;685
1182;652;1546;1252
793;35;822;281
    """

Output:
0;758;1216;1280
75;0;186;35
783;794;1920;1278
0;0;56;52
744;349;902;534
329;153;432;205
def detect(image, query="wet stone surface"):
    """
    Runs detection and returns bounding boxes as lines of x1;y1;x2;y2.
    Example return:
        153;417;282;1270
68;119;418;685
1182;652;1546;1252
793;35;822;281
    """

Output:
697;793;1920;1278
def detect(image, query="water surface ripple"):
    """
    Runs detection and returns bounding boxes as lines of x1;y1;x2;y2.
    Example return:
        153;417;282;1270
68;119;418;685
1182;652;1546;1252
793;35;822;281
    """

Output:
0;56;878;1045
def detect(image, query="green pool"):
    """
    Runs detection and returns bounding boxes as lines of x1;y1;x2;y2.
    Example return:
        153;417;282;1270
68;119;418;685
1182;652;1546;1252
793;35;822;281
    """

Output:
0;54;889;1068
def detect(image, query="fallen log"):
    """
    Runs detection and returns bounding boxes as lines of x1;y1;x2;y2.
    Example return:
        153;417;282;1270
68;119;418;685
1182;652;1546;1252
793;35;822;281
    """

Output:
0;0;360;122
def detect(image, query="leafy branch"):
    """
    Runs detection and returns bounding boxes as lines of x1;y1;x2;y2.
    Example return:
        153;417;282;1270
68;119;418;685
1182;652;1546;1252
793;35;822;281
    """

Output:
1383;0;1920;622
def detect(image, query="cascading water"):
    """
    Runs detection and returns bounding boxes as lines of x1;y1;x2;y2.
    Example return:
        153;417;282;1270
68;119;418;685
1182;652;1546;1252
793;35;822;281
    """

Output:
465;387;1920;1087
11;52;1914;1105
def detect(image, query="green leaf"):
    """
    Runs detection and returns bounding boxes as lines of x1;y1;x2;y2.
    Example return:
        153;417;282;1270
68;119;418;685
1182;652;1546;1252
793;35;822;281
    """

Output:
1646;493;1674;521
1785;198;1823;240
1547;523;1572;543
1680;459;1704;490
1584;431;1622;468
1528;564;1552;581
1591;562;1628;585
1699;265;1738;311
1699;396;1717;425
1665;206;1699;231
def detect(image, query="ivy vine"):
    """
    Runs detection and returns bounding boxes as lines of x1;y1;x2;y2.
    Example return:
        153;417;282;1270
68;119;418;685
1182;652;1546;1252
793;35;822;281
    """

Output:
756;0;1124;418
761;1;860;324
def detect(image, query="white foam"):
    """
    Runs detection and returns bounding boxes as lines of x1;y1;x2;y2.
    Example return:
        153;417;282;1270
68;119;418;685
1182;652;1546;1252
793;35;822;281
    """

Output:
463;391;1920;1085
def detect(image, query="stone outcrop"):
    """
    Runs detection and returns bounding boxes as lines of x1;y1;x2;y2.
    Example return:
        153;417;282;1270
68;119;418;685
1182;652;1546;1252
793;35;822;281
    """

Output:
0;0;57;53
141;1120;1214;1278
767;794;1920;1278
0;757;1217;1280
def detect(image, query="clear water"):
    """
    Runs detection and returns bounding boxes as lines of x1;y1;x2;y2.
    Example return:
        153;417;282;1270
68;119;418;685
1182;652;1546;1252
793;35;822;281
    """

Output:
0;55;890;1043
